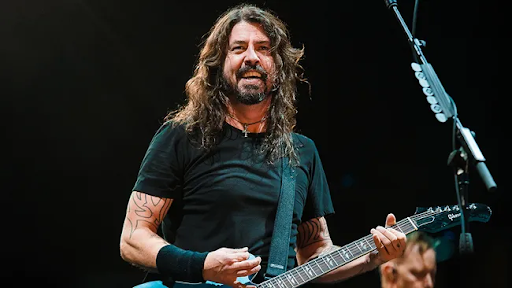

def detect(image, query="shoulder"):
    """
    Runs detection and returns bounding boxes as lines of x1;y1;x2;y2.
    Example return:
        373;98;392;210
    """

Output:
292;132;318;151
148;120;190;149
158;120;186;133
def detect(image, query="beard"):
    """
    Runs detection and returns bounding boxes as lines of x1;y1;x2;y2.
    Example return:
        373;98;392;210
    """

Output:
220;65;270;105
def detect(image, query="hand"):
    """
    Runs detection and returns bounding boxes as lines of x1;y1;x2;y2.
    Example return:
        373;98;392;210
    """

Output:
202;247;261;288
369;213;406;265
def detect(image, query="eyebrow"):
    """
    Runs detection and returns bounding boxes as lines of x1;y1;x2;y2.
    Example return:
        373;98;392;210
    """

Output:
230;40;271;46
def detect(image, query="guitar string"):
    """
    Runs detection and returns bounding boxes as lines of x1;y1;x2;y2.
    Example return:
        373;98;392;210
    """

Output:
258;214;425;288
260;217;419;287
257;208;454;288
263;206;471;288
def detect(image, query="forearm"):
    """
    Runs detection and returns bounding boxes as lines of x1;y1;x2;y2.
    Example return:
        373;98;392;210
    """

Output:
314;253;379;283
120;223;169;272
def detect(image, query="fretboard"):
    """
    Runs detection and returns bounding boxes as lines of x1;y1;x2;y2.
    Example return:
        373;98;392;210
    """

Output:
257;217;418;288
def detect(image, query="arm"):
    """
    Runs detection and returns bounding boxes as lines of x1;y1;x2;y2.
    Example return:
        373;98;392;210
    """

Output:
119;191;173;272
119;191;262;286
295;216;374;283
295;215;406;284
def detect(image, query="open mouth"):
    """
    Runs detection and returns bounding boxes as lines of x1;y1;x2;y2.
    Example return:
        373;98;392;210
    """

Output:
238;69;266;82
242;71;262;78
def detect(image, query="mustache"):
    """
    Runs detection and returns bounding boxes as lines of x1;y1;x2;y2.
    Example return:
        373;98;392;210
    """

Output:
236;65;268;81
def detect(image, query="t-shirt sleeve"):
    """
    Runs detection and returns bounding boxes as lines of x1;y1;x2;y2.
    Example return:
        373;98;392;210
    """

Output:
302;138;335;221
132;122;185;199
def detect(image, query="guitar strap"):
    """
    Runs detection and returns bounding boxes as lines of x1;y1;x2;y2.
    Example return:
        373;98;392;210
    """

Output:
264;147;296;280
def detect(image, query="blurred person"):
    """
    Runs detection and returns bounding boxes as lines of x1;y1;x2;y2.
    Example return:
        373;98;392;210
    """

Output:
379;231;437;288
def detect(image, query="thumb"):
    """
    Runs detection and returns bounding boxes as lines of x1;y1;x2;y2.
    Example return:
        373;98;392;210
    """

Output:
385;213;396;228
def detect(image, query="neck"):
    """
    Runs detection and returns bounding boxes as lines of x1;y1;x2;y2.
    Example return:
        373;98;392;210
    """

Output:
225;96;271;135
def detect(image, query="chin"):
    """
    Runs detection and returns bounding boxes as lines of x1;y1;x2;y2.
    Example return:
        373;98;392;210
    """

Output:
237;95;267;105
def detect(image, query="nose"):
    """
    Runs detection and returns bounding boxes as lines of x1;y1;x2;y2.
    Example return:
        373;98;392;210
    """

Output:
244;46;260;66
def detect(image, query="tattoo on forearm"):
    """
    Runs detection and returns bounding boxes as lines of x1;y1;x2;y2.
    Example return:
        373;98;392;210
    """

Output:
297;217;331;248
127;192;172;238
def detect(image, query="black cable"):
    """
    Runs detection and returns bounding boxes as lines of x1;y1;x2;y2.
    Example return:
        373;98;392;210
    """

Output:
412;0;420;36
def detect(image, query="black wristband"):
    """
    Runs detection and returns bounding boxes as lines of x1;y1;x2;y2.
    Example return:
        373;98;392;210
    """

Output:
156;244;209;283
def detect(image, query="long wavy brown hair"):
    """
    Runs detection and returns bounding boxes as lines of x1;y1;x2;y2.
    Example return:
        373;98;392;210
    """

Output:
164;3;309;165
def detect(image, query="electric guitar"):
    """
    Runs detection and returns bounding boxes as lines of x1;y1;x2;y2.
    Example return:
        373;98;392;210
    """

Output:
174;203;491;288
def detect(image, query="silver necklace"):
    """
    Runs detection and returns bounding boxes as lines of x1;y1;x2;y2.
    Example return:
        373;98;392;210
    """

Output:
227;114;267;137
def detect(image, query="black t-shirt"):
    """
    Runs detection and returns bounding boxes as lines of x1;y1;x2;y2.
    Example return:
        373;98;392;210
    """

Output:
133;121;335;283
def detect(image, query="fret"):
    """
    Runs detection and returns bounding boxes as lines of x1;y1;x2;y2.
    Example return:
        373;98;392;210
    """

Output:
318;256;331;272
259;235;403;288
295;266;306;283
395;223;405;234
364;237;373;248
274;276;285;288
340;247;352;262
260;281;272;288
335;250;346;263
347;246;355;258
355;241;363;253
251;208;470;288
312;258;325;274
303;262;317;278
323;253;338;268
358;238;371;252
280;274;293;288
406;217;418;231
348;244;359;258
286;273;297;287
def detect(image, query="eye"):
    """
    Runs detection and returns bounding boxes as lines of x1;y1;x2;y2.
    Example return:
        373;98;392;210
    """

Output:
230;46;246;53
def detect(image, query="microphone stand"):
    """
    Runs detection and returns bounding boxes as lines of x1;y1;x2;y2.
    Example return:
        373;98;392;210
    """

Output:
383;0;497;257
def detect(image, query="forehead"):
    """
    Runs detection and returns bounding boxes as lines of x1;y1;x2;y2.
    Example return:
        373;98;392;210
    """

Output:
228;21;270;44
401;247;436;270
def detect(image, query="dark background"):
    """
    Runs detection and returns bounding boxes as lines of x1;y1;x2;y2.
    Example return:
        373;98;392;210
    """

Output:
3;0;510;287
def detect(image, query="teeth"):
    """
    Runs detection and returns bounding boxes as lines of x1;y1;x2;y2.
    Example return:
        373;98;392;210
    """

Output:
242;71;261;78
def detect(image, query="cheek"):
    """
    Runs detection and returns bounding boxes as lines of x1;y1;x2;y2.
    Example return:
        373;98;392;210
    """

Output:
262;58;275;74
400;272;419;284
263;60;277;82
223;57;238;78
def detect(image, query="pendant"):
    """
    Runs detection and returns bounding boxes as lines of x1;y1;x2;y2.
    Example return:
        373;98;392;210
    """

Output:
242;124;249;137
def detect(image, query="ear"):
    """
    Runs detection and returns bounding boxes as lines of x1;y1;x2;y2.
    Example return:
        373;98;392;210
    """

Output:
381;262;397;283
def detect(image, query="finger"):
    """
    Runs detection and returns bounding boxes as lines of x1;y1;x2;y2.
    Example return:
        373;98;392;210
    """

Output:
231;251;251;261
387;228;406;242
386;227;405;237
398;236;406;253
236;264;261;276
376;226;397;247
385;213;396;228
231;256;262;270
371;229;388;255
231;247;249;253
387;229;406;250
233;281;247;288
396;232;407;252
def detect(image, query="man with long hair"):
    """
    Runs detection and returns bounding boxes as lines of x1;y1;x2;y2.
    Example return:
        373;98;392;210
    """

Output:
120;3;406;288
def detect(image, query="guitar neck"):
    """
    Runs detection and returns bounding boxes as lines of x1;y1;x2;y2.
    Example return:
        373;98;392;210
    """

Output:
257;217;418;288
